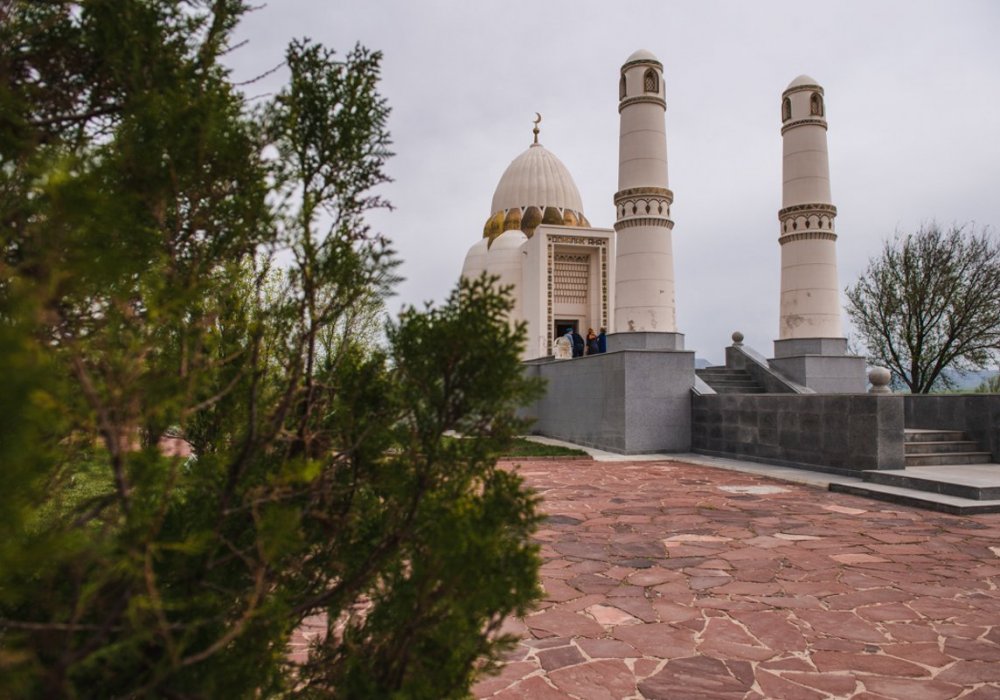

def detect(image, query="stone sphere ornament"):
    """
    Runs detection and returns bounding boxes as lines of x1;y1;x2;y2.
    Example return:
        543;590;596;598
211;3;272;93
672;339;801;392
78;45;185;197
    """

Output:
731;331;744;346
868;366;892;394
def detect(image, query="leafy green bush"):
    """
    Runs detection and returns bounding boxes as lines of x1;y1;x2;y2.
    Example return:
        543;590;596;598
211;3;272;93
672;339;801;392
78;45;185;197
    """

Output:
0;3;542;697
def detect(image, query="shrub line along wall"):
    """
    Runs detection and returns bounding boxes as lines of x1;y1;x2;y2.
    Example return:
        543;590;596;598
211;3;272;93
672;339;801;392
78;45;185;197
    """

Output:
691;394;906;475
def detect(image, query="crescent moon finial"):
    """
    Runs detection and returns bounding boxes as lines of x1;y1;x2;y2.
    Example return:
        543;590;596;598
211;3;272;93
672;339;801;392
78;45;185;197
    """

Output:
532;112;542;144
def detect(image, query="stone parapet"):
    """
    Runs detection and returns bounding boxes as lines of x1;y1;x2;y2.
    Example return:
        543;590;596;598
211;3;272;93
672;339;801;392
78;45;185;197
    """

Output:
768;354;867;394
692;394;905;474
607;331;685;352
521;347;695;454
773;337;849;358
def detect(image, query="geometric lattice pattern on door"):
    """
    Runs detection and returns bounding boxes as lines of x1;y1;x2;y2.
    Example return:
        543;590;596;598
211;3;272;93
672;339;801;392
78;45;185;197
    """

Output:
554;254;589;303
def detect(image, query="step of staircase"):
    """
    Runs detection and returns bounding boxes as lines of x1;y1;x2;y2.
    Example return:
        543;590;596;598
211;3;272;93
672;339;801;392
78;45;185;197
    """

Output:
830;480;1000;515
903;428;993;467
905;452;993;466
697;374;756;383
904;429;966;443
695;368;766;395
861;465;1000;501
848;427;1000;505
701;380;761;386
904;440;981;455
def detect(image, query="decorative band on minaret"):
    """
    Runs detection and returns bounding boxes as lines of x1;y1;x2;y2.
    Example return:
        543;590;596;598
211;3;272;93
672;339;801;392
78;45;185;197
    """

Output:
777;75;843;340
613;49;677;333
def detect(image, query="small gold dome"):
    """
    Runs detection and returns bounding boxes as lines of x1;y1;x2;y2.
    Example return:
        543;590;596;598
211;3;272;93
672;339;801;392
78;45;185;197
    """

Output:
483;210;505;239
521;205;542;236
563;209;579;227
503;207;522;232
542;206;563;225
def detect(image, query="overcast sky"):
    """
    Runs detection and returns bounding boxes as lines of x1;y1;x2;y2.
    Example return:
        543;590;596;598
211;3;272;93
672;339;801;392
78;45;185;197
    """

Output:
226;0;1000;363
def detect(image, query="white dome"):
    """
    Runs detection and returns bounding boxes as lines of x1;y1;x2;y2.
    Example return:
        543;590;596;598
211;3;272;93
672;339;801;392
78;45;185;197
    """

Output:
488;229;528;252
626;48;659;63
787;74;819;89
485;231;527;317
461;237;489;280
490;144;584;216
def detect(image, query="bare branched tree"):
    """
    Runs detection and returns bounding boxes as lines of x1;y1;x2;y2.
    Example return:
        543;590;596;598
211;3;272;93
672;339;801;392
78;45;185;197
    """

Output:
846;223;1000;393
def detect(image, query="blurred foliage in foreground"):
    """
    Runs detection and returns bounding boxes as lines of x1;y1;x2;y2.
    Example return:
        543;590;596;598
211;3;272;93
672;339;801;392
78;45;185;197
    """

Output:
0;2;542;697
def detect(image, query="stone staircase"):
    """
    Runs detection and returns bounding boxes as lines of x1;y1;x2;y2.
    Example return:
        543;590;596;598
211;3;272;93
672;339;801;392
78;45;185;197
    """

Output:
695;367;765;394
830;427;1000;513
901;429;992;466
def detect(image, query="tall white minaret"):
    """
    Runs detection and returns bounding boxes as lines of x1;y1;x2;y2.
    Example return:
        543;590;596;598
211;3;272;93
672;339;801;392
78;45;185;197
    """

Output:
613;49;679;343
770;75;866;393
776;75;842;344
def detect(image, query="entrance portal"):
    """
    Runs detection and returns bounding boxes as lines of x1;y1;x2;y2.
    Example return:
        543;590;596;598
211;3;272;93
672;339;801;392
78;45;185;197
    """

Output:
554;319;579;340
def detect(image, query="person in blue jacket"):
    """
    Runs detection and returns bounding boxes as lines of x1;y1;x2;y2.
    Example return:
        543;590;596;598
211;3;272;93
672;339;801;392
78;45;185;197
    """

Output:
597;327;607;353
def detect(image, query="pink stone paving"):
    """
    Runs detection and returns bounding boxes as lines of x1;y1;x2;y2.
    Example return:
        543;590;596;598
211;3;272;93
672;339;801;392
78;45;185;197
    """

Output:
473;458;1000;699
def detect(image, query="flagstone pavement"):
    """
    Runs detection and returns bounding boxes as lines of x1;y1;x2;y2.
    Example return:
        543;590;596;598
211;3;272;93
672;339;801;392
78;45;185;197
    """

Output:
473;458;1000;700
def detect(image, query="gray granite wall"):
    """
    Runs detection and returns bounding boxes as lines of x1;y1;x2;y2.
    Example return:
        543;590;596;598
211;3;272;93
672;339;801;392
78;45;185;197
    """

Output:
904;395;1000;459
522;349;695;454
692;394;905;475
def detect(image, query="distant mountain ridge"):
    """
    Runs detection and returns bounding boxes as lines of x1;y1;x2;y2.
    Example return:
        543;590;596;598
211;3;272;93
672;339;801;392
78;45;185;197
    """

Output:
938;368;1000;391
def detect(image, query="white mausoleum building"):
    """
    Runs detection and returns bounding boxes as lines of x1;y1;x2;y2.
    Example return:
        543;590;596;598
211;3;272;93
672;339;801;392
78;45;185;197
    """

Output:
465;49;870;458
461;51;860;394
463;48;681;360
460;120;616;360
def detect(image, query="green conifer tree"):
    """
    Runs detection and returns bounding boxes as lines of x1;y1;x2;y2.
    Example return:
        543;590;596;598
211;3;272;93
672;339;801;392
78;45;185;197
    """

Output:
0;2;541;697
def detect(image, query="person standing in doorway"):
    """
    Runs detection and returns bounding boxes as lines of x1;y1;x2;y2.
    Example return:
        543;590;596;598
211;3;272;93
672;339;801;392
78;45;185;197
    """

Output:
554;332;572;359
562;328;575;358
